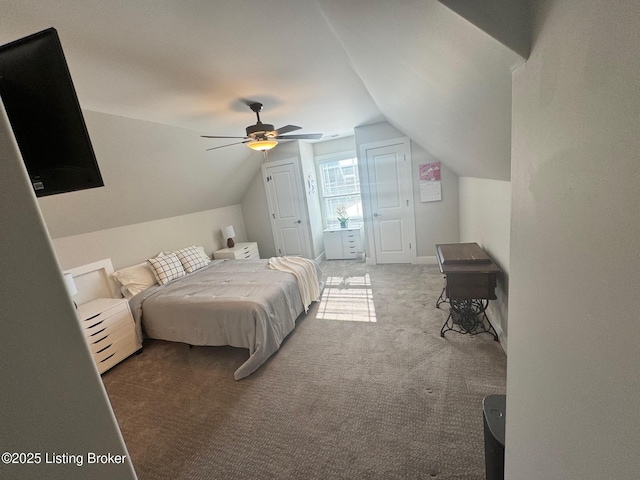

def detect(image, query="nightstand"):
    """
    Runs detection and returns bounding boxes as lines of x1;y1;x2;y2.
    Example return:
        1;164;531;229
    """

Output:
76;298;141;374
213;242;260;260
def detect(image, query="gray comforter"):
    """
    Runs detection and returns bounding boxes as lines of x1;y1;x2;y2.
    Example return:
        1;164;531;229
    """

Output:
129;259;322;379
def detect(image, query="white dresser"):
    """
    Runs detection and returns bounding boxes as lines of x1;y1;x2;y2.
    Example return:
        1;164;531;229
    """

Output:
213;242;260;260
323;226;364;260
77;298;141;374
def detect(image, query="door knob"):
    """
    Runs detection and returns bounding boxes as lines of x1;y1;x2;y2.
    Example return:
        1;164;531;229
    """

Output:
294;220;301;224
373;212;382;217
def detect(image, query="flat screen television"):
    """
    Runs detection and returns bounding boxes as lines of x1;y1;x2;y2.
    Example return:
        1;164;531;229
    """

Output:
0;27;103;197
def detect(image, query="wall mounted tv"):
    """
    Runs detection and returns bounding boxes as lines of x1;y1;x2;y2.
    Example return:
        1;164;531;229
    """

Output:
0;28;103;197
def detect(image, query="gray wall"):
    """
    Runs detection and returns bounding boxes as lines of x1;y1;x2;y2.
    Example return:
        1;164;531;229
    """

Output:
52;205;246;271
38;110;259;239
242;165;276;258
0;104;136;479
313;135;356;158
354;121;459;261
242;141;309;259
299;141;325;259
506;0;640;477
245;129;460;263
437;0;531;57
459;177;510;349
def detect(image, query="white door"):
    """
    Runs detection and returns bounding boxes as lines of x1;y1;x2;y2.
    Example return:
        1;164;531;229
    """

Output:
363;139;415;264
263;160;310;258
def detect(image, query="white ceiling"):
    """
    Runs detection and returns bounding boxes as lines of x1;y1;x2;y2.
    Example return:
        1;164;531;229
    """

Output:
1;0;523;181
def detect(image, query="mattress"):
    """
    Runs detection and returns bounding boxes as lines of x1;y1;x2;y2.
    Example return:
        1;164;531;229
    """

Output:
129;259;321;379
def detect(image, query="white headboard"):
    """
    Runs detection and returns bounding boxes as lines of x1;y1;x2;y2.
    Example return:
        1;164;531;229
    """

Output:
63;258;121;306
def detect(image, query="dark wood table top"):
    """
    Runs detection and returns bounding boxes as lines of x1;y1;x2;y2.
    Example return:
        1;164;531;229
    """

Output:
436;243;501;274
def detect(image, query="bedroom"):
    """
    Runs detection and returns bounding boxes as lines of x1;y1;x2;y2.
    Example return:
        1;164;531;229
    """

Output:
1;1;639;479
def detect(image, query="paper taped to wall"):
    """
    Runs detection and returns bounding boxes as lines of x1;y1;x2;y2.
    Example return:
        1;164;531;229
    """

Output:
420;181;441;202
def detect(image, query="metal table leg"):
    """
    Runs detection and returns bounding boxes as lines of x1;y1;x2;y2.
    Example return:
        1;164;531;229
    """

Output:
440;298;498;341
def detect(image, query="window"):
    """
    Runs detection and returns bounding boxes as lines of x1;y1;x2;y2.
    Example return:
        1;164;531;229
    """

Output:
317;155;362;229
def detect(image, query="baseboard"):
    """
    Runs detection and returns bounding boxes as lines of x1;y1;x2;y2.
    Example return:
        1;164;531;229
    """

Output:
492;320;508;354
365;255;437;265
415;255;438;265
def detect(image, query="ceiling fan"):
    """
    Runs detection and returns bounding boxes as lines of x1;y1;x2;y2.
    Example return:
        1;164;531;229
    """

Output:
201;102;322;151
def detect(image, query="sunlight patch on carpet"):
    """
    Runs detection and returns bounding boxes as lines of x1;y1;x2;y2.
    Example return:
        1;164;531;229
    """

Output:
317;274;376;322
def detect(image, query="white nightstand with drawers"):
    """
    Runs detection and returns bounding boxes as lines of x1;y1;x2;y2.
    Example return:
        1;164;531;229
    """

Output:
77;298;141;374
323;226;364;260
213;242;260;260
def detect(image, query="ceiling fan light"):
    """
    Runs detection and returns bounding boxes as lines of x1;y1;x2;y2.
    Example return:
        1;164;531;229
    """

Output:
247;139;278;151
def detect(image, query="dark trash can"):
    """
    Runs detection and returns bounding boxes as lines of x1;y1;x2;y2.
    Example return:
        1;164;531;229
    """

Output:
483;394;506;480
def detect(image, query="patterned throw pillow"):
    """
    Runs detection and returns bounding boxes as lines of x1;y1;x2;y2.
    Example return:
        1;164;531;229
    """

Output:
147;253;186;285
175;246;208;273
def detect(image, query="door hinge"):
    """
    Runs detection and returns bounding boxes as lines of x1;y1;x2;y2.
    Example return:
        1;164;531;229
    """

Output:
266;175;271;182
409;242;412;250
406;199;409;206
272;213;275;219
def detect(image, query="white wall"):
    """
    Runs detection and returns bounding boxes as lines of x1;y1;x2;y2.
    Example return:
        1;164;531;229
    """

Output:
0;104;136;479
52;205;245;271
299;141;325;259
459;177;510;348
506;1;640;478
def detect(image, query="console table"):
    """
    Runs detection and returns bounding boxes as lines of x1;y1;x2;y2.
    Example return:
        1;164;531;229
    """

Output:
435;243;500;340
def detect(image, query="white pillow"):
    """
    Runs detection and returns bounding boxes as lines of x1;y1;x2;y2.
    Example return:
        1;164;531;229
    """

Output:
147;253;186;285
112;262;158;297
175;245;209;273
195;246;211;264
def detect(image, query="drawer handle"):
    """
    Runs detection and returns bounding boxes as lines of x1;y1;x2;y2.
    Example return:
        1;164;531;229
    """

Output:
87;319;105;329
99;353;116;363
89;327;107;337
243;246;249;250
83;313;101;322
91;334;109;345
96;343;113;354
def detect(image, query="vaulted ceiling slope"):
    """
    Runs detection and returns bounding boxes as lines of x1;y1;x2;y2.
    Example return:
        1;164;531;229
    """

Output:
1;0;523;183
319;0;524;180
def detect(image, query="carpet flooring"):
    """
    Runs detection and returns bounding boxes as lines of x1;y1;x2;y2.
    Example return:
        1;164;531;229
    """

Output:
102;260;507;479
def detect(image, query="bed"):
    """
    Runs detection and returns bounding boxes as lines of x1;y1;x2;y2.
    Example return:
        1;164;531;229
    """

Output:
126;256;323;380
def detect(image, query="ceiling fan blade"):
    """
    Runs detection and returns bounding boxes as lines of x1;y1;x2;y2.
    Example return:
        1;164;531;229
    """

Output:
276;133;323;140
201;135;248;139
206;140;249;151
273;125;301;136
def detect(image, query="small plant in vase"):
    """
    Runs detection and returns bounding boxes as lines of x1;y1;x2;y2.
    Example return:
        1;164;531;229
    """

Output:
336;204;349;228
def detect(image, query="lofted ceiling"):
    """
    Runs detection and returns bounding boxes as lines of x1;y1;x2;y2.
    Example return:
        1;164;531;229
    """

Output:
1;0;524;182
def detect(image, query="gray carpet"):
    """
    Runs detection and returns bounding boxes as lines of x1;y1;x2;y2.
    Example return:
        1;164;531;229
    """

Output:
102;261;506;479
